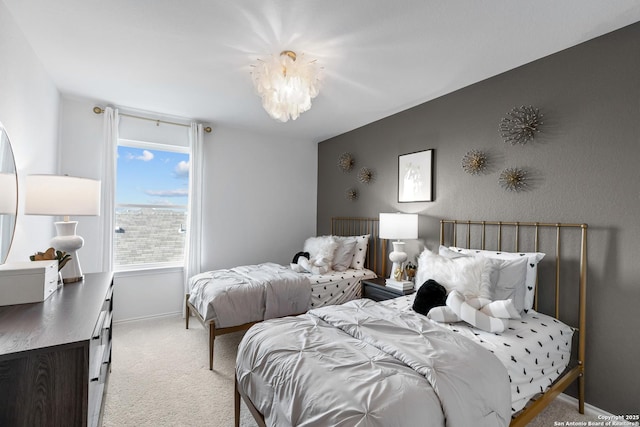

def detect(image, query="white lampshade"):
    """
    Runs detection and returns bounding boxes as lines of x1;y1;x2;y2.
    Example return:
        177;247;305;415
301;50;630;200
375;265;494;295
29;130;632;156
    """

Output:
25;175;101;217
25;175;101;283
0;173;17;214
379;213;418;240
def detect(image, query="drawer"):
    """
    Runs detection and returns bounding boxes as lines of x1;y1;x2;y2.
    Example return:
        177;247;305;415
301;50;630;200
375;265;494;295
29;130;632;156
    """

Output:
363;280;414;302
102;285;114;312
101;311;113;346
89;308;112;381
363;286;396;302
44;265;59;296
87;277;114;427
88;352;110;427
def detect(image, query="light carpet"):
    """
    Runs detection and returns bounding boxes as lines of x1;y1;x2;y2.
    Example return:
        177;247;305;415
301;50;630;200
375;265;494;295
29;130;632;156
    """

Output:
103;315;594;427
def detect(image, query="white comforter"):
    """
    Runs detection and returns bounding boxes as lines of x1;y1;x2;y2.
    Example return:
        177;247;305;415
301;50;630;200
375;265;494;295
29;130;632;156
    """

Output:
188;263;310;328
236;299;512;427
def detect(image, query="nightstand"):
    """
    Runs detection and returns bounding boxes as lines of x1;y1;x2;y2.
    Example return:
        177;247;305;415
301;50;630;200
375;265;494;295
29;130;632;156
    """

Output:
362;277;415;302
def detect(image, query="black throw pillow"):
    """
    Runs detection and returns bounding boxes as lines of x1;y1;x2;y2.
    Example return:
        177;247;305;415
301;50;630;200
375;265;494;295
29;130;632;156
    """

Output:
292;251;310;264
412;279;447;316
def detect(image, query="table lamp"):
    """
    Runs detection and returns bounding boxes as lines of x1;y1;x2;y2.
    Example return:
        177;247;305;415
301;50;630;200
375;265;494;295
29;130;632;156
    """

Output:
379;212;418;281
25;175;101;283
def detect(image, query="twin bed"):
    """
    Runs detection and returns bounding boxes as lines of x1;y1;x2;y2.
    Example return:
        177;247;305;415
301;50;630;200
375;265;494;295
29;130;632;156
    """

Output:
185;217;384;369
233;219;588;427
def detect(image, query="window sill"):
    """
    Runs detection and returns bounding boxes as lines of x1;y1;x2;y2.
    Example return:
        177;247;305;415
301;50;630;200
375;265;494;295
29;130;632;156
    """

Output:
114;264;184;278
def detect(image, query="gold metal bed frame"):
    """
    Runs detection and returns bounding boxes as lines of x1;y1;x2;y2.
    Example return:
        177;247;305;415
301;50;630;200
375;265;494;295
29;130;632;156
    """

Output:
185;217;383;370
235;218;588;427
440;220;587;426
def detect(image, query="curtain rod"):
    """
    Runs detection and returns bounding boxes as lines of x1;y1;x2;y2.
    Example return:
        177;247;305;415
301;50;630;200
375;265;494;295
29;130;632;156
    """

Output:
93;107;212;133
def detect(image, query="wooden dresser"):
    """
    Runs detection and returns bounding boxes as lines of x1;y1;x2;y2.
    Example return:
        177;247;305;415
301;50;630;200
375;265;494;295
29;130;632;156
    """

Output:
0;272;114;427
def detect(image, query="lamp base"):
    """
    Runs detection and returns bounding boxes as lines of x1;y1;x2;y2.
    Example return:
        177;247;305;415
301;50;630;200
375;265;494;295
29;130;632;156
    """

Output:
51;221;85;283
388;240;408;281
62;274;84;284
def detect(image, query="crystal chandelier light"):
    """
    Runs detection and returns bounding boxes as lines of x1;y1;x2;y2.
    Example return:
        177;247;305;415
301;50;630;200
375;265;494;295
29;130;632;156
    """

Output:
251;50;321;122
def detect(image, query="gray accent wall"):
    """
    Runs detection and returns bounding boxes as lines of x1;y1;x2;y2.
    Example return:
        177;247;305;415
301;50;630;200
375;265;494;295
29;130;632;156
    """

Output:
317;22;640;414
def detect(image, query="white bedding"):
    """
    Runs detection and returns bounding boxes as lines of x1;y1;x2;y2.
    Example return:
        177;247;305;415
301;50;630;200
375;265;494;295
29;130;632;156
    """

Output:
308;268;376;308
381;294;574;412
237;299;512;427
188;263;374;328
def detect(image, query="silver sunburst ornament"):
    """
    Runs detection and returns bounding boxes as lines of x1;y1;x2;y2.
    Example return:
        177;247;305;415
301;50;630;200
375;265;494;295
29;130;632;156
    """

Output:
337;152;354;172
499;167;528;192
357;167;374;184
345;188;358;200
499;105;543;145
461;150;488;175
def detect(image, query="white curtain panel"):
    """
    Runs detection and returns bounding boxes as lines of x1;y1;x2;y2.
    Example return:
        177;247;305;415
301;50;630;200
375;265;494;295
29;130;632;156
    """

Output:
101;107;119;273
183;122;204;316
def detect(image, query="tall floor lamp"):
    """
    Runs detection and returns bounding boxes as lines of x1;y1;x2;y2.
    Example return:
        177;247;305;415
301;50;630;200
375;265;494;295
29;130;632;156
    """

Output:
379;212;418;281
25;175;101;283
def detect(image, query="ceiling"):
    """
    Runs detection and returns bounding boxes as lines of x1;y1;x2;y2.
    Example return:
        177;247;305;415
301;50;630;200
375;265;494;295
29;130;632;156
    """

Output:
4;0;640;143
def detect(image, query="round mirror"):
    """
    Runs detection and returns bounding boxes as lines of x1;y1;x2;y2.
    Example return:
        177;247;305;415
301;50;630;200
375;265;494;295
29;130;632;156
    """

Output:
0;121;17;264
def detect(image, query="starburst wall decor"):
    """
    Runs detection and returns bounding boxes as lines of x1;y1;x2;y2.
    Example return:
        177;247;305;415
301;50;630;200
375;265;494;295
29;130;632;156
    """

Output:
337;152;354;172
499;105;543;145
499;167;528;192
461;150;488;175
357;167;374;184
345;187;358;200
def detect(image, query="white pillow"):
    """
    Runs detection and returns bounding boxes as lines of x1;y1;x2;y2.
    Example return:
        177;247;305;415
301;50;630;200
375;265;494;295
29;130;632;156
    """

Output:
427;306;460;323
349;234;370;270
438;246;463;262
446;290;509;333
448;247;544;312
427;293;520;328
416;249;493;300
489;258;528;313
439;246;529;313
303;236;339;268
331;237;358;271
480;299;521;320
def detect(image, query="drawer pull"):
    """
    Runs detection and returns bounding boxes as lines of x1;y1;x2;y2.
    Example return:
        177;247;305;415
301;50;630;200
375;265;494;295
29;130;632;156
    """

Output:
102;341;113;364
105;286;114;302
103;311;113;331
92;311;107;339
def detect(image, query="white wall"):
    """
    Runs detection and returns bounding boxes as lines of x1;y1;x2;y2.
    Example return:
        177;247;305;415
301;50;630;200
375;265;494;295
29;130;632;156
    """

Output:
113;268;185;322
3;1;319;321
0;2;61;263
201;125;318;271
58;97;318;321
57;96;105;273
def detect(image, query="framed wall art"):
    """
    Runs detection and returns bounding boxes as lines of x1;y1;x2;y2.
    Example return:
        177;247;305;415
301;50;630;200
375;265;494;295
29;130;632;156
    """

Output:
398;149;433;202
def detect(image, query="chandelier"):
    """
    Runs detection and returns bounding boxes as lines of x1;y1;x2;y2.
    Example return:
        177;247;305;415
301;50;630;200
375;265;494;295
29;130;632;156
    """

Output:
251;50;321;122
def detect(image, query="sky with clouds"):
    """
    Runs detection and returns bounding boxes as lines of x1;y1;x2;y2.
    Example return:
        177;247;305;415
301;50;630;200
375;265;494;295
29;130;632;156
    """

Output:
116;146;189;207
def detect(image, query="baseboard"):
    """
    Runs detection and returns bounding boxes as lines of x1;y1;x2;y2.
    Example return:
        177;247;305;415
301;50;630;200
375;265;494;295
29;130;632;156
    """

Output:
557;393;614;418
114;311;182;324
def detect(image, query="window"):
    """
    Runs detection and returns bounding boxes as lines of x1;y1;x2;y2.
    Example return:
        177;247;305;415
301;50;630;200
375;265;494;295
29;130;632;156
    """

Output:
114;139;190;269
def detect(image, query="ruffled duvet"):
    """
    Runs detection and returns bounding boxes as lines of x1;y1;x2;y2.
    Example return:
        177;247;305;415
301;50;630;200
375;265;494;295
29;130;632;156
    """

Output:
188;263;310;328
236;299;511;427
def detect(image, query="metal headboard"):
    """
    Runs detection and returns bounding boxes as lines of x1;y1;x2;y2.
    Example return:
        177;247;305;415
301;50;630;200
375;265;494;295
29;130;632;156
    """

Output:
440;219;588;421
331;217;385;277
